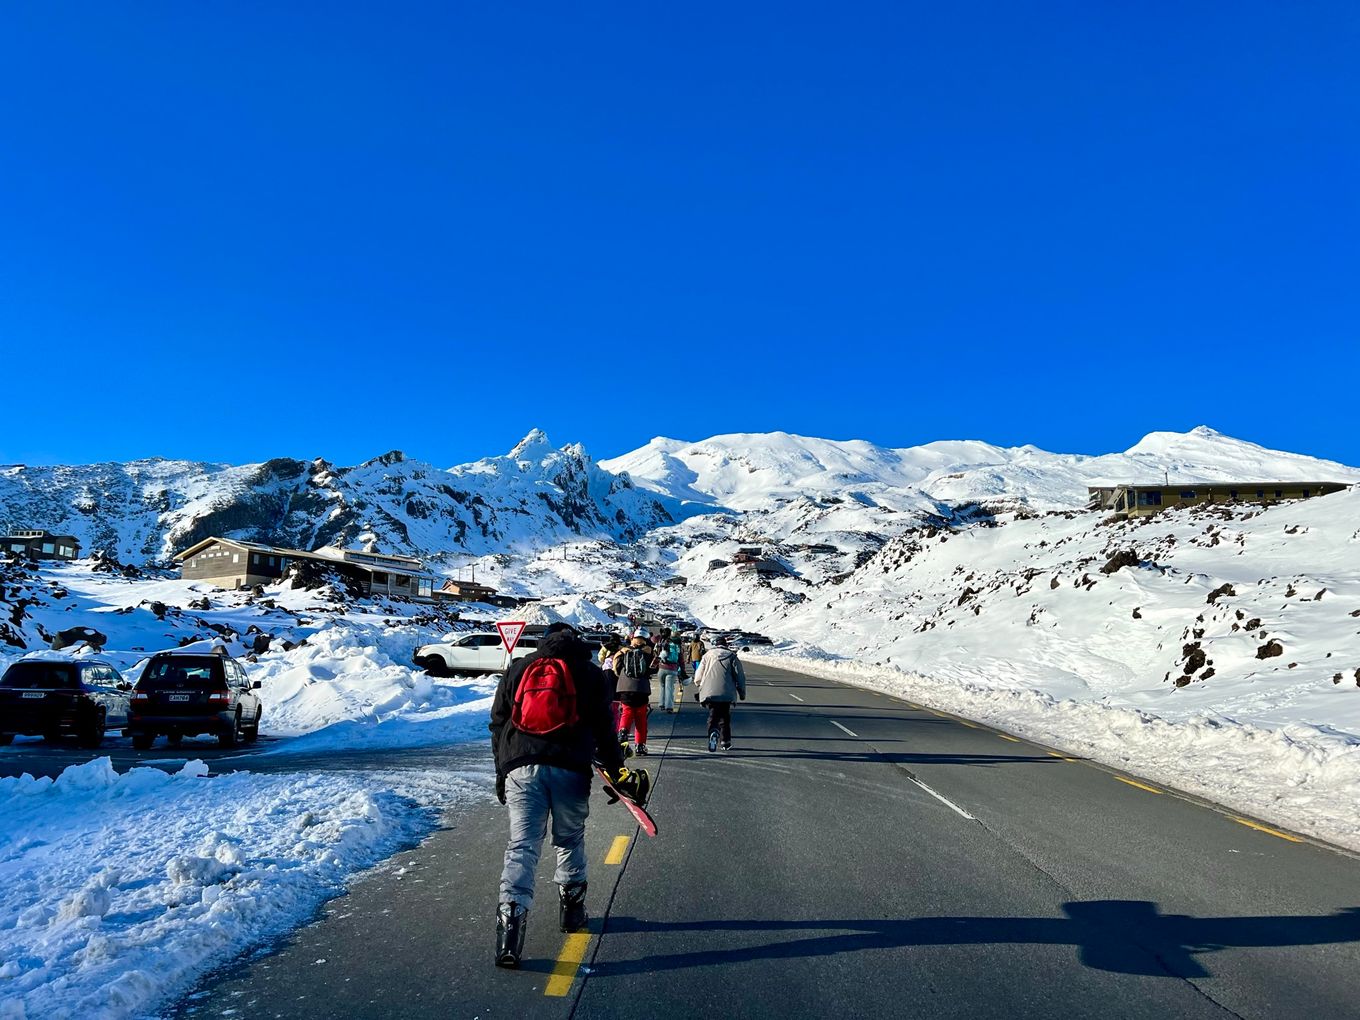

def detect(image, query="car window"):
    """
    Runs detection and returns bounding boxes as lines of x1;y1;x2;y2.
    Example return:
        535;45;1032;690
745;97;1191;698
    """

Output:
1;662;80;689
457;636;478;647
476;635;502;647
139;657;224;687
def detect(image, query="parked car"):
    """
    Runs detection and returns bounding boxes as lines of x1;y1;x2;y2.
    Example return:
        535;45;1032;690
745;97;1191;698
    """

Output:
126;651;262;750
415;633;539;675
0;658;131;748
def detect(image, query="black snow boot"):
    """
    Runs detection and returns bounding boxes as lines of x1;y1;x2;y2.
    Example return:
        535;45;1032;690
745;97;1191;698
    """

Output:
707;729;720;753
495;903;527;968
559;882;588;933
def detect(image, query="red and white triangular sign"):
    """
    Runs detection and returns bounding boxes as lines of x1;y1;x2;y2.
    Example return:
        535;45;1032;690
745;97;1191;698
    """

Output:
496;621;527;655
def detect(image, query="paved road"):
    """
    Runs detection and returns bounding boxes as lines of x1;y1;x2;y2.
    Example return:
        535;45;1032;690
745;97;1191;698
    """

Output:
168;660;1360;1019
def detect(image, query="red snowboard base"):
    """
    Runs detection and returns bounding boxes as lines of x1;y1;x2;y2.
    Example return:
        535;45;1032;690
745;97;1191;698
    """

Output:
594;765;658;837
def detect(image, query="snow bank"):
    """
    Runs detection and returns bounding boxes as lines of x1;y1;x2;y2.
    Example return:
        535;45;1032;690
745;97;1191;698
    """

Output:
245;619;497;753
0;758;483;1020
749;652;1360;852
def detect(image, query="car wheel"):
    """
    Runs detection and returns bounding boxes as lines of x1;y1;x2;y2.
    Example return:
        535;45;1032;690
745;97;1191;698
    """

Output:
132;733;155;751
79;710;106;750
422;654;447;677
0;733;13;746
218;711;241;748
167;733;184;748
243;708;261;743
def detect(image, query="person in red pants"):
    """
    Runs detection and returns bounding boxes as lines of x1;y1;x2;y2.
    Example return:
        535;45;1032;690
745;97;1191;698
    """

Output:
614;627;655;755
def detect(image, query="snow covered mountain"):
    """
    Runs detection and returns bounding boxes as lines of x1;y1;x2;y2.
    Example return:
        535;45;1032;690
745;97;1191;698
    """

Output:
0;431;678;565
604;426;1360;514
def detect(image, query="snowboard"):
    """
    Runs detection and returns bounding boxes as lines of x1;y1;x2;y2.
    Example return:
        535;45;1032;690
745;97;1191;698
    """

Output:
594;764;658;837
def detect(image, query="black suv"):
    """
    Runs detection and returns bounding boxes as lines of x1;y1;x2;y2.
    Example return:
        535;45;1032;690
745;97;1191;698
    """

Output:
0;659;132;748
127;651;263;749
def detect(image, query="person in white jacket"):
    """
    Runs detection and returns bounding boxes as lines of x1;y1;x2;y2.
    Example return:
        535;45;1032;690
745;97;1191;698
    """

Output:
693;635;747;751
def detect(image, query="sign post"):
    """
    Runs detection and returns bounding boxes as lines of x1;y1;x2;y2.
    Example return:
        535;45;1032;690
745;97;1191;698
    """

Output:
496;621;527;673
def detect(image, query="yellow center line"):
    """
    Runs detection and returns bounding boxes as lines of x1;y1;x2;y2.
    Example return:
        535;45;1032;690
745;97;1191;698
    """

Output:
957;720;979;729
1232;817;1303;843
544;932;592;997
1045;750;1078;762
604;835;630;865
996;733;1020;742
1114;776;1162;794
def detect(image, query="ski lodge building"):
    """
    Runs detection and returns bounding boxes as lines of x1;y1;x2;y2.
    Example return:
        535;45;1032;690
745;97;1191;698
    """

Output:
175;537;436;600
1088;481;1350;519
4;529;82;561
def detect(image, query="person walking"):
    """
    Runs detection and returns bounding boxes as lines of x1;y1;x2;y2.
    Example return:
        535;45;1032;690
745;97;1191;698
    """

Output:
654;628;686;714
694;634;747;751
489;623;642;968
615;627;655;755
598;633;624;730
687;632;706;671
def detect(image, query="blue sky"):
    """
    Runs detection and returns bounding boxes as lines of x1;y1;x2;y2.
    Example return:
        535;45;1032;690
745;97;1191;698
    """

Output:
1;3;1356;468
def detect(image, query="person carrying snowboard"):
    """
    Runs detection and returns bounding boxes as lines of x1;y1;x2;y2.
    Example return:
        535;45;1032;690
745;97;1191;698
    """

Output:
693;633;747;751
615;626;655;755
654;627;686;714
489;623;644;968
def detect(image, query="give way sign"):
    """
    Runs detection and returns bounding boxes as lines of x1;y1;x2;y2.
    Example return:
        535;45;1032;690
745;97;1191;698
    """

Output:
496;621;527;655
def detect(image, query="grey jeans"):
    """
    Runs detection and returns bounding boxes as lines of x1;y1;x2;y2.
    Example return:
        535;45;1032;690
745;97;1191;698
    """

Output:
499;764;591;910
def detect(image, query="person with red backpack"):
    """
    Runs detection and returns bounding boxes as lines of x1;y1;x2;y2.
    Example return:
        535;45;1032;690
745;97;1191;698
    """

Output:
489;623;643;968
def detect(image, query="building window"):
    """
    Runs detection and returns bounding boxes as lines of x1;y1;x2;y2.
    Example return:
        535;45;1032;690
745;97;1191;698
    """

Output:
373;572;389;584
1275;489;1283;499
1229;489;1239;499
42;543;55;554
1303;489;1310;498
232;554;240;563
268;556;276;566
252;554;261;565
1137;491;1162;507
394;574;409;587
1179;491;1196;500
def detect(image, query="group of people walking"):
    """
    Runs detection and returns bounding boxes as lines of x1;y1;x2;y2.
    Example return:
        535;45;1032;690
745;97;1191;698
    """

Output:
488;620;748;967
598;626;731;754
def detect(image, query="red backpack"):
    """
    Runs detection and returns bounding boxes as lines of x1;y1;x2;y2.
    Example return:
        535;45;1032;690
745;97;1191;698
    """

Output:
511;658;579;735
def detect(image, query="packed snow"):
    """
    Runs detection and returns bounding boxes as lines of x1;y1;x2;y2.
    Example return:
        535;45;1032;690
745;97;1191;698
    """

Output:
0;757;487;1020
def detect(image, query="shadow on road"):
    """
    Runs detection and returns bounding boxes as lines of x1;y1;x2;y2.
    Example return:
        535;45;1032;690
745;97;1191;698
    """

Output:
596;901;1360;980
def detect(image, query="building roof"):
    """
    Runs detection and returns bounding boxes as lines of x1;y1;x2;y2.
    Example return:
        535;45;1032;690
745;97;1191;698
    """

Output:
1088;481;1349;492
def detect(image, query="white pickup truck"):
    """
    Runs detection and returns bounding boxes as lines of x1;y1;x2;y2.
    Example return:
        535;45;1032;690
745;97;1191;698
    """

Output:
415;633;539;675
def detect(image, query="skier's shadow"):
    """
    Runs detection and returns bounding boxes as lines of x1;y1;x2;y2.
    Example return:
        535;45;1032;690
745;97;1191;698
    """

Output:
595;901;1360;979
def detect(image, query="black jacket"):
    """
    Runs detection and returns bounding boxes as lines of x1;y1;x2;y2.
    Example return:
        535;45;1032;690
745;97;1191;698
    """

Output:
489;630;625;779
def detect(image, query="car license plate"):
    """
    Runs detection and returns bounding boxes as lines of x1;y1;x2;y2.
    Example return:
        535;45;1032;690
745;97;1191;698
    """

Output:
168;694;191;703
21;691;45;699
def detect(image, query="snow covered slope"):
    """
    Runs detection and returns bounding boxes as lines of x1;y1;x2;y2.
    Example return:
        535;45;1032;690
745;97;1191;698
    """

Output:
0;432;678;565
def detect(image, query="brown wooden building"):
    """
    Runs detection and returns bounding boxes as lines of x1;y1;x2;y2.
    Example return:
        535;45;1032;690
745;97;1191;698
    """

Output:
175;537;435;600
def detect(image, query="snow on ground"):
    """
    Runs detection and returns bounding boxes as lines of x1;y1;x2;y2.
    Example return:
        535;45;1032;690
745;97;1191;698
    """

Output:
0;758;489;1020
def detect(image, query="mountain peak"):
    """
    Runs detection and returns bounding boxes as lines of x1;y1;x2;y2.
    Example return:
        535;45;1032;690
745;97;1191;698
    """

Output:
510;429;552;458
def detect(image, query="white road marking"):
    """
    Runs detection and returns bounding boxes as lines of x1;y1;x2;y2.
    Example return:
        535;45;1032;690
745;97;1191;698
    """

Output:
830;720;858;738
906;776;976;820
788;693;805;702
